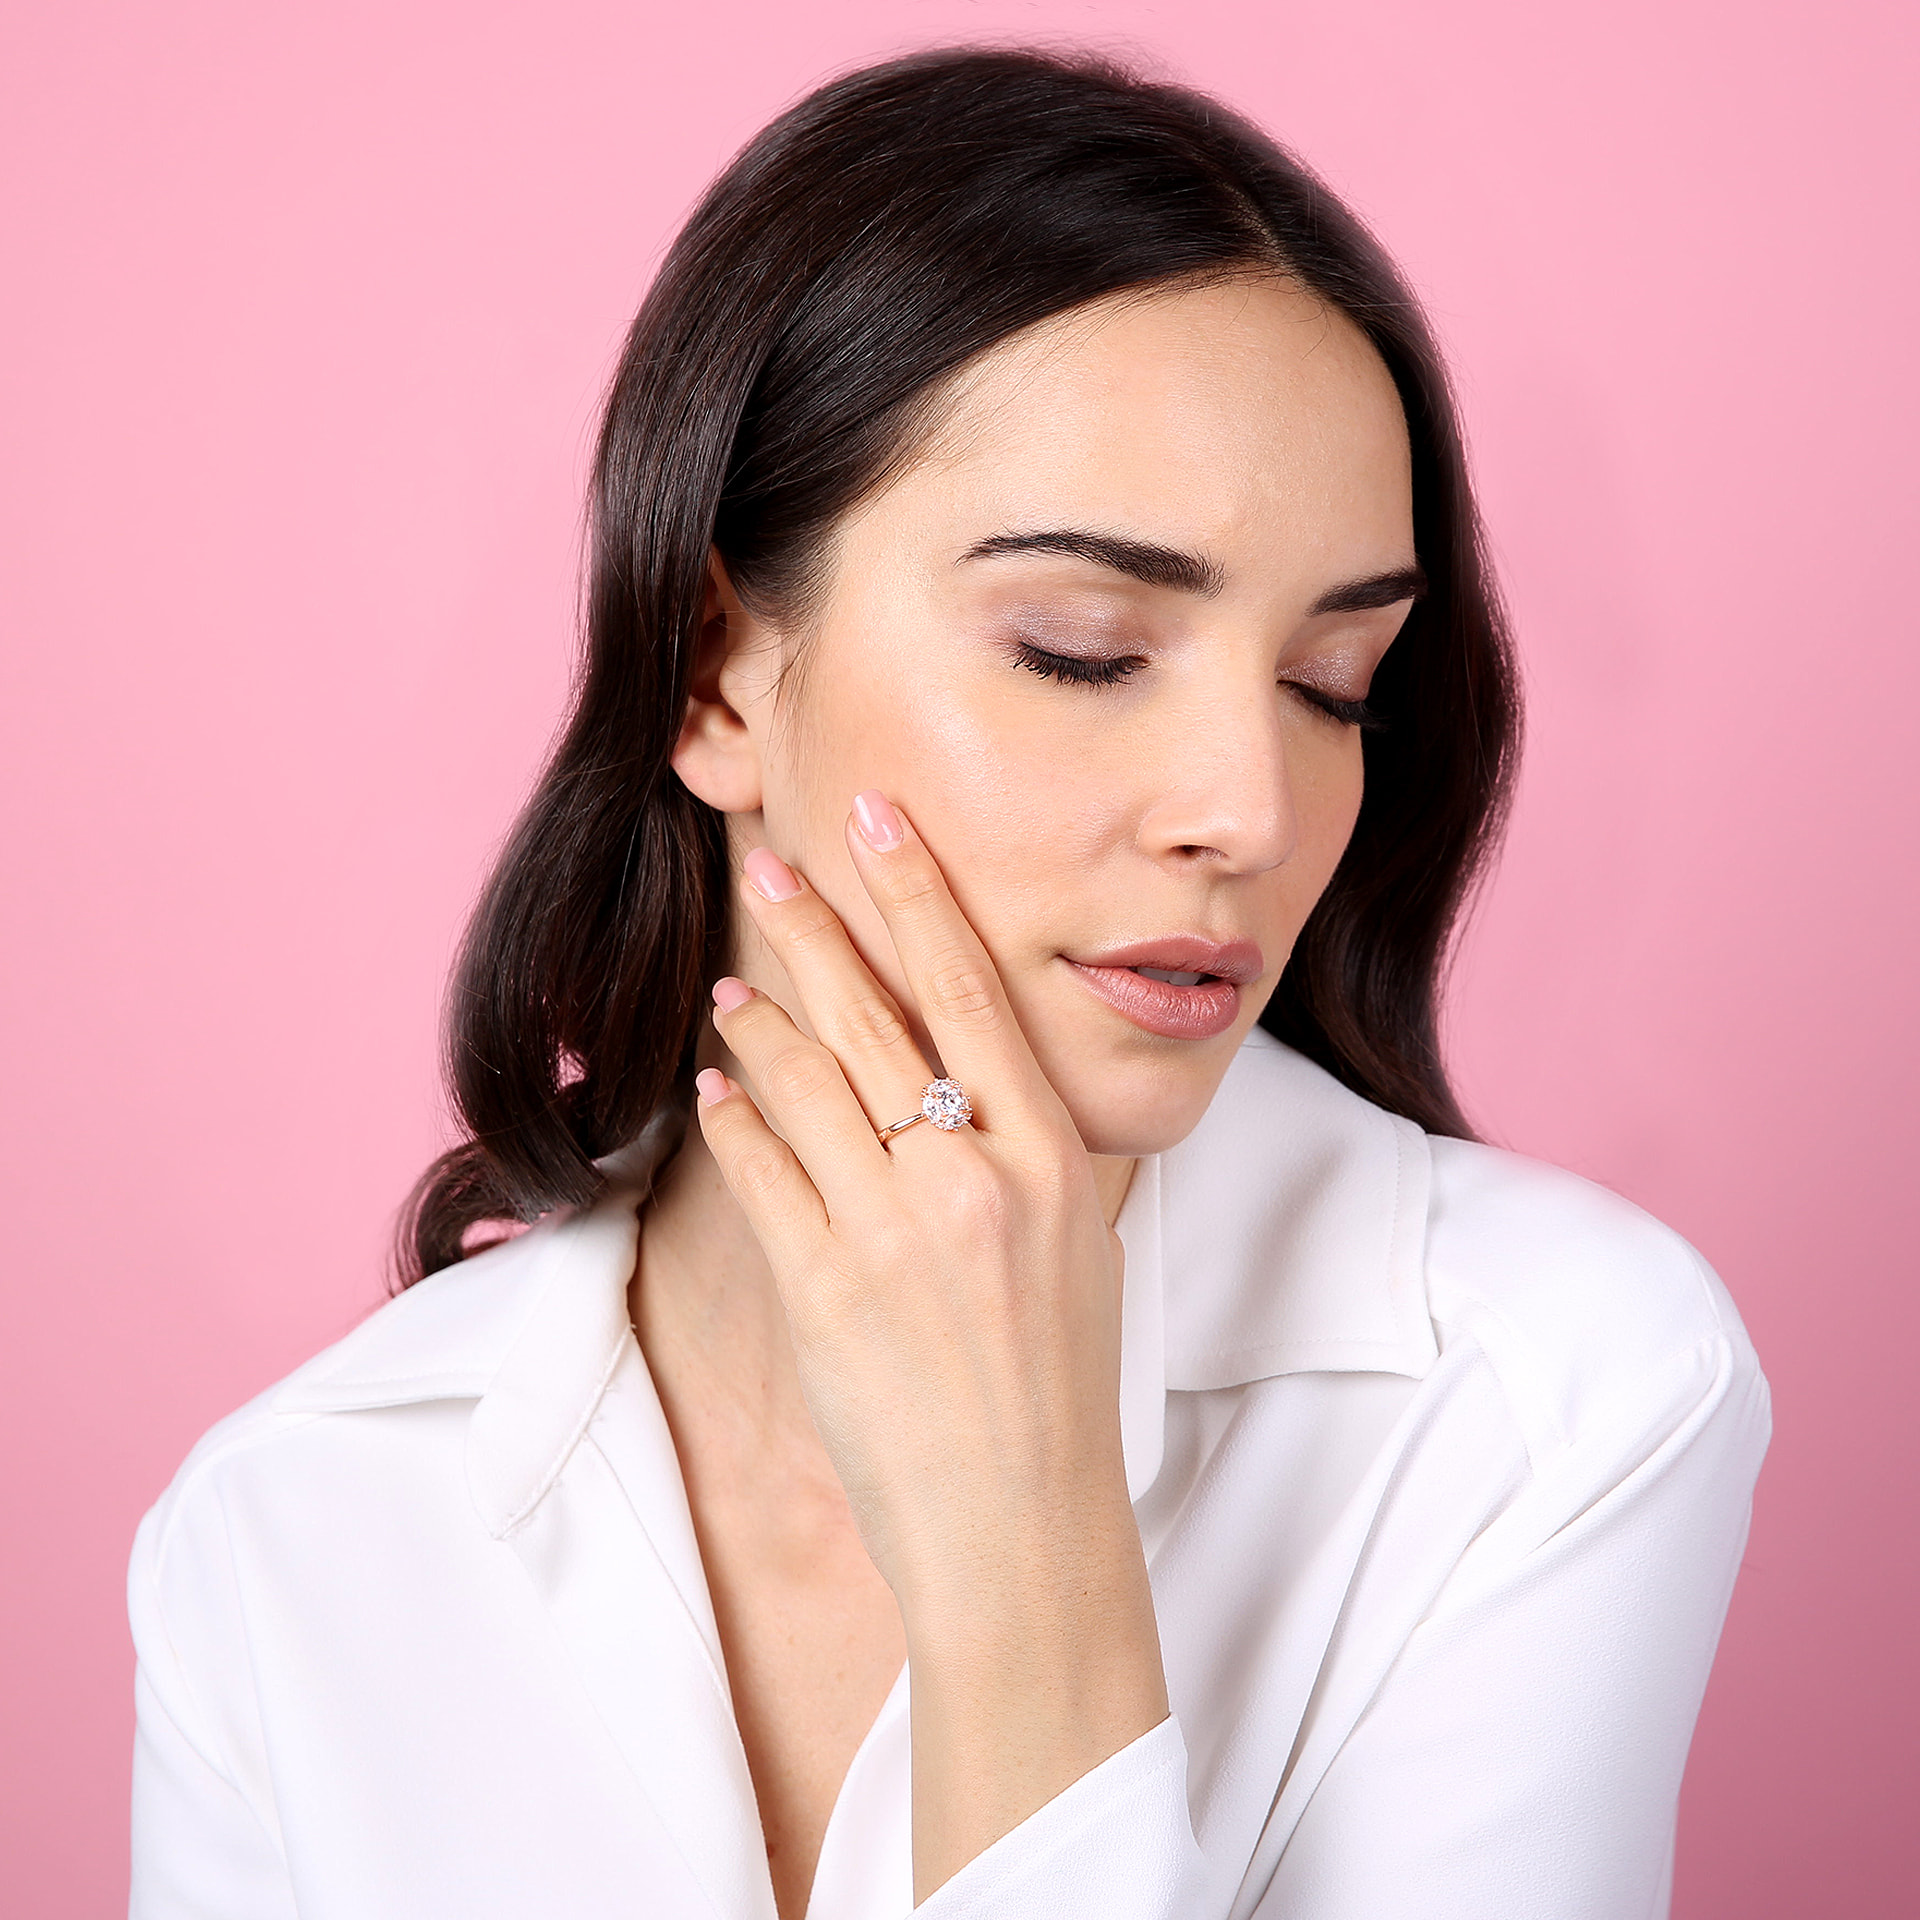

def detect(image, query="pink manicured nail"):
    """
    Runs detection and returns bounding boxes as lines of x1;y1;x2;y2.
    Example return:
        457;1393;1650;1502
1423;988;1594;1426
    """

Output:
743;846;801;902
695;1068;729;1106
852;789;903;852
711;976;753;1012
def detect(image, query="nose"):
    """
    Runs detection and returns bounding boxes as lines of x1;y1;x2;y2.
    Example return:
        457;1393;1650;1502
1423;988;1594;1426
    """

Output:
1132;681;1297;874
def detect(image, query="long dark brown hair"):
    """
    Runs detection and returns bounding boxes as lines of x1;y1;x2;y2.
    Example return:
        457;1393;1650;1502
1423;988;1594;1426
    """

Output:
396;45;1520;1287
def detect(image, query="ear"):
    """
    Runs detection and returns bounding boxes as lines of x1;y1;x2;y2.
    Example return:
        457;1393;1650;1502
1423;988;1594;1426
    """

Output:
670;551;769;814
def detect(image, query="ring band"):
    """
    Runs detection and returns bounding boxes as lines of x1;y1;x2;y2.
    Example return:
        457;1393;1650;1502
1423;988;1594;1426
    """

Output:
876;1078;973;1146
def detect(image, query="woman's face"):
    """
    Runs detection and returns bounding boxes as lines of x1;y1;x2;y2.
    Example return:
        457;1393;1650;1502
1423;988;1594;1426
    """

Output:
688;276;1419;1159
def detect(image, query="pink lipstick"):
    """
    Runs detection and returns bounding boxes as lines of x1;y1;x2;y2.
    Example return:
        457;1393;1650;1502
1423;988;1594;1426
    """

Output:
1062;937;1264;1041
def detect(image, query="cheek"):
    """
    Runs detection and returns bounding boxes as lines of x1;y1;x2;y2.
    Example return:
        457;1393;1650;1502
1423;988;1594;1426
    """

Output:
892;673;1133;924
1291;730;1368;884
757;650;1087;976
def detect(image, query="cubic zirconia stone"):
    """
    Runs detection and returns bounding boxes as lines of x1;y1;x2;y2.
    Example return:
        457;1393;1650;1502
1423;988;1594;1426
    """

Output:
921;1079;972;1130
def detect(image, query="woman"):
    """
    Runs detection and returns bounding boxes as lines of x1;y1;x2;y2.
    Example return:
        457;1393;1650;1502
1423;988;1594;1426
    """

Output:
128;46;1769;1920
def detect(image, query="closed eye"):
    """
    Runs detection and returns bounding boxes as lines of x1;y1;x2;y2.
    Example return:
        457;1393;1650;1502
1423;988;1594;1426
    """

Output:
1016;640;1387;729
1014;641;1149;688
1288;683;1388;730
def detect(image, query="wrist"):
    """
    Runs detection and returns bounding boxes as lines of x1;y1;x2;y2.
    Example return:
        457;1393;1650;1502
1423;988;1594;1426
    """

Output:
894;1492;1161;1671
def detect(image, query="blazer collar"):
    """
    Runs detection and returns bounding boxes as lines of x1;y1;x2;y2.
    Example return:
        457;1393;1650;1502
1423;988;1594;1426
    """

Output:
271;1033;1437;1530
272;1109;681;1537
1154;1027;1439;1392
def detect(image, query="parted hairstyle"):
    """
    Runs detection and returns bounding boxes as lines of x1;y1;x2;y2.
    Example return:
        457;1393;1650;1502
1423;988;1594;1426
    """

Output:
396;44;1520;1287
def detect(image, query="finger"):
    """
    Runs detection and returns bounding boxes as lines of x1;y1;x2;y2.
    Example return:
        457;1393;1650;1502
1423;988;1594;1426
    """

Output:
738;846;935;1128
691;1068;830;1265
843;790;1059;1128
710;978;893;1209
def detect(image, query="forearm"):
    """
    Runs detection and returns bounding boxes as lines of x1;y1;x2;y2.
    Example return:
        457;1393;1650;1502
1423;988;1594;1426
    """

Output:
899;1492;1170;1904
697;809;1177;1901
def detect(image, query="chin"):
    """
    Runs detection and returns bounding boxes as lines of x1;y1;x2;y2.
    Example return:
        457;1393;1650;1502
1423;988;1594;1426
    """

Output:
1046;1047;1239;1160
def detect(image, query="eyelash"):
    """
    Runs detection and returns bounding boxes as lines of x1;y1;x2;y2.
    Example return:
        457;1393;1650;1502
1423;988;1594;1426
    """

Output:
1013;642;1387;730
1015;642;1149;688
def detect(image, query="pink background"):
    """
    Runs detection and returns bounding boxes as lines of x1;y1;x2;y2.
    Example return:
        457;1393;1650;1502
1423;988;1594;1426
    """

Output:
3;1;1914;1910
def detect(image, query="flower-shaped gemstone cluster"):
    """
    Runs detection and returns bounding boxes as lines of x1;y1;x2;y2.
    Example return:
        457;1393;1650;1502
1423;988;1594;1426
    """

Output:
921;1079;972;1131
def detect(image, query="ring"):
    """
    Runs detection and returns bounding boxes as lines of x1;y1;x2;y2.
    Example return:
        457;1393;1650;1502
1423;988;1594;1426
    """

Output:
875;1078;973;1146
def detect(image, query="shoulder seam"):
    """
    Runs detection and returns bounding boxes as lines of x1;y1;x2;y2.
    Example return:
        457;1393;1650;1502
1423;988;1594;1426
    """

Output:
133;1490;285;1841
148;1406;326;1585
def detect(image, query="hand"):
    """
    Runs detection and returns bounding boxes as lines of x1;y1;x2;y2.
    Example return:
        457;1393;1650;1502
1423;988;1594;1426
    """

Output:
696;788;1169;1898
697;787;1130;1607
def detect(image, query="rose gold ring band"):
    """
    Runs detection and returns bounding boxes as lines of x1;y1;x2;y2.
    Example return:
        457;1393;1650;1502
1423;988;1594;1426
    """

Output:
873;1077;974;1148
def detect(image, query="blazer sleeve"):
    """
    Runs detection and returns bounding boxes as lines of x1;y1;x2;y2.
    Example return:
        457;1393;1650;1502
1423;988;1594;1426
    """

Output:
1255;1325;1769;1920
910;1711;1211;1917
913;1321;1768;1919
128;1487;300;1920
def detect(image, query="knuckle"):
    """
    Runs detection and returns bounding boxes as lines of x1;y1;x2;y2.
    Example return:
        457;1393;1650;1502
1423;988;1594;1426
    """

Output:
926;955;1001;1027
831;991;911;1054
779;899;846;956
721;994;780;1044
878;861;944;914
729;1144;790;1202
940;1158;1013;1234
758;1042;837;1111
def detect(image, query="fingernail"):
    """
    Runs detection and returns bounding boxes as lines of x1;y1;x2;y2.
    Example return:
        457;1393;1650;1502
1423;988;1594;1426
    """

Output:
695;1068;729;1106
711;976;753;1012
743;846;801;902
853;789;902;852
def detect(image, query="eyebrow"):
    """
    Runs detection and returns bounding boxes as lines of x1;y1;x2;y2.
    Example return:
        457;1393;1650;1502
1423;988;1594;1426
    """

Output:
1305;565;1428;616
958;529;1225;596
958;527;1427;615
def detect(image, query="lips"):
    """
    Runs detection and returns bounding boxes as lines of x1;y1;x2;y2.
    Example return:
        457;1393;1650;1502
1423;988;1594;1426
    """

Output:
1062;936;1265;1041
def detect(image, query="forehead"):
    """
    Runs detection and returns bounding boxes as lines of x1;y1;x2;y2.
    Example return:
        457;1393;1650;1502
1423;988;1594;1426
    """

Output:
856;276;1414;577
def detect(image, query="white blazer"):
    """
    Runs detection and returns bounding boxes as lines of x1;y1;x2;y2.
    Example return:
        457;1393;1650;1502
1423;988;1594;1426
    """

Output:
128;1030;1770;1918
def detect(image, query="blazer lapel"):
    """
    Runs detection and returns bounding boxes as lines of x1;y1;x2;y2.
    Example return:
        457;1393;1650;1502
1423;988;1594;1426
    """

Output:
468;1179;778;1920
